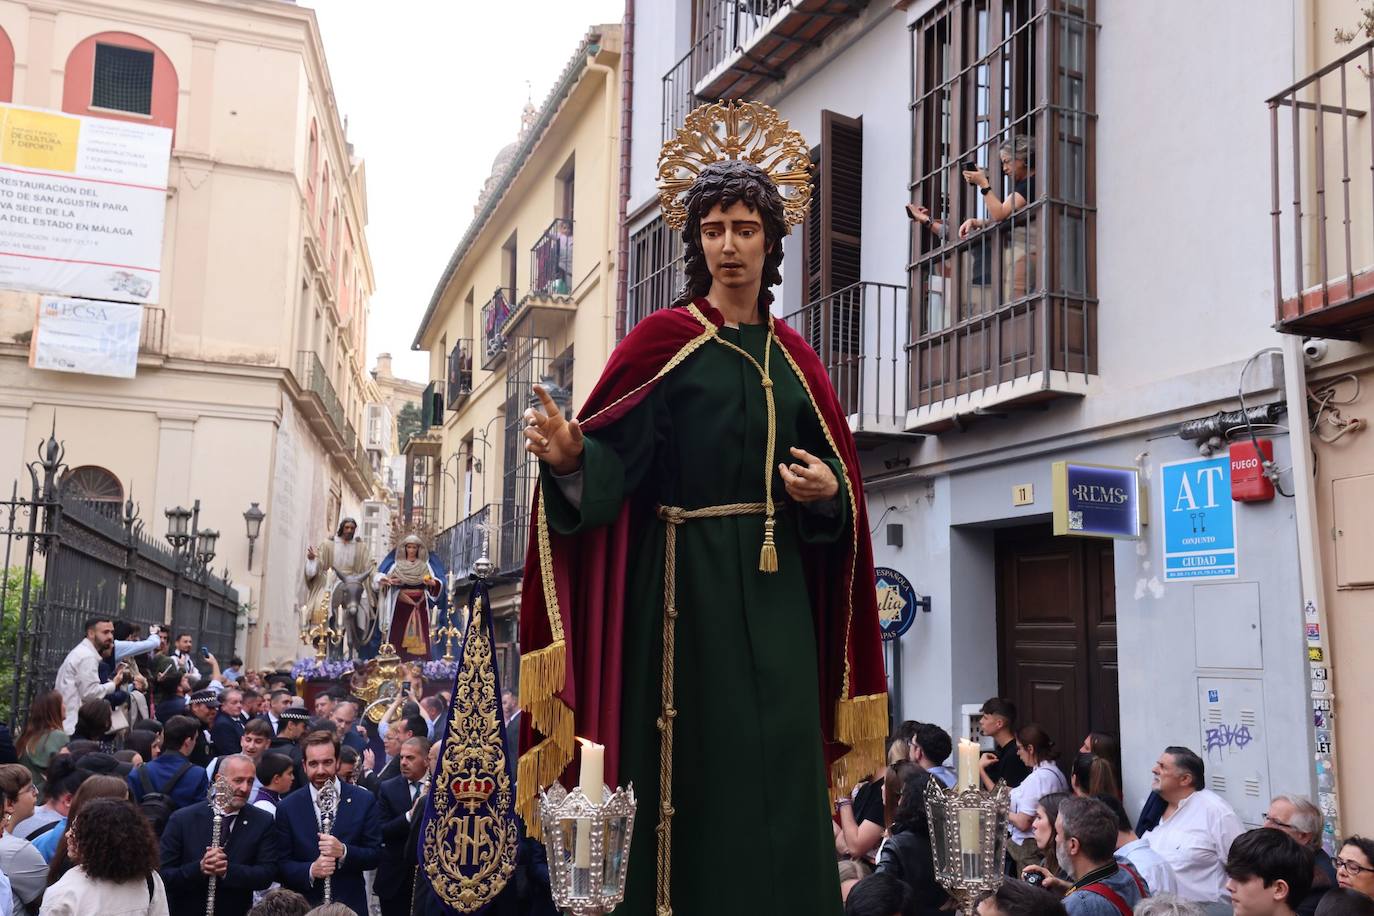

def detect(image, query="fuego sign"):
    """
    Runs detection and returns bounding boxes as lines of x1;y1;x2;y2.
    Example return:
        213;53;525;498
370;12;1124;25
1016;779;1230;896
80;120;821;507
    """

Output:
1051;462;1142;539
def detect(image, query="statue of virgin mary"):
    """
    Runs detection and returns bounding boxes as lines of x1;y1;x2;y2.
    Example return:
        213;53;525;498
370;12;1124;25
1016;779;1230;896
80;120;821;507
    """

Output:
375;534;444;661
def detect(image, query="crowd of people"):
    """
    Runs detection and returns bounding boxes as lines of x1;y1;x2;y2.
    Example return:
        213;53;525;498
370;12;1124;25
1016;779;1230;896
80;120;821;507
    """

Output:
0;614;542;916
840;698;1374;916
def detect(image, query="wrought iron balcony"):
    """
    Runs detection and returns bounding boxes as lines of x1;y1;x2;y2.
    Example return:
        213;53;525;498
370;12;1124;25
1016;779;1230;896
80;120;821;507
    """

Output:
687;0;864;103
781;282;914;444
662;48;700;142
481;287;514;368
530;218;574;299
436;504;494;582
1268;39;1374;338
294;350;347;438
446;339;474;410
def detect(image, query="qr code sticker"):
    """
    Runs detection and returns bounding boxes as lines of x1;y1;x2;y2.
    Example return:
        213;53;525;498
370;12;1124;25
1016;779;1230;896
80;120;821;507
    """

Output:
1068;511;1083;530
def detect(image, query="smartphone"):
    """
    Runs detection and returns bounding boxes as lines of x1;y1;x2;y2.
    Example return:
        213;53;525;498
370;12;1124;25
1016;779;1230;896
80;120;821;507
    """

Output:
199;645;210;659
962;159;978;174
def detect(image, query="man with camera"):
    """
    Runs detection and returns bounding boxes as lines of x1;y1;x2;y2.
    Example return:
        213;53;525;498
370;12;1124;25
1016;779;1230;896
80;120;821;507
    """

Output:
1023;797;1149;916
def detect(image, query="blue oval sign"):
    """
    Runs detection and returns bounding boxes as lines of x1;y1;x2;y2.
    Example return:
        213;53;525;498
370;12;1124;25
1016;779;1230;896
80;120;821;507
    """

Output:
875;566;918;642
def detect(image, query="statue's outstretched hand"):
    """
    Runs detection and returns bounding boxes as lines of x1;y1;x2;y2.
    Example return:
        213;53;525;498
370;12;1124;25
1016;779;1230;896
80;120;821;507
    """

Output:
523;384;583;475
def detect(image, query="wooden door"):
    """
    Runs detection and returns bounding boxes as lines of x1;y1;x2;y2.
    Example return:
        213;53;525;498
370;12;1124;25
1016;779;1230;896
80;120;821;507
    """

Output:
996;525;1119;759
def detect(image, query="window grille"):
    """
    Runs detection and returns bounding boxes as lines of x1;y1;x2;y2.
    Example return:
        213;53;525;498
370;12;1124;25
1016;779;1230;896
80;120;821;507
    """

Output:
92;44;154;115
626;216;683;336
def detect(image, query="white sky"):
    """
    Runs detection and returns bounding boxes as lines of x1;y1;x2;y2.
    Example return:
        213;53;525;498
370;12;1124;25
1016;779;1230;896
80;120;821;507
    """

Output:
309;0;625;383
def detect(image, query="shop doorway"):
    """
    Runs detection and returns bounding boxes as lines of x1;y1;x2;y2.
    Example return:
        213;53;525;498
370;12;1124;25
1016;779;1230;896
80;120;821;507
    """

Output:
995;524;1120;756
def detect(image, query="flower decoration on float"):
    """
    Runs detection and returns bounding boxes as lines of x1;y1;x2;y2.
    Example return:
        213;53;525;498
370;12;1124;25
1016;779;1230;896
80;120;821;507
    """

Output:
656;100;813;231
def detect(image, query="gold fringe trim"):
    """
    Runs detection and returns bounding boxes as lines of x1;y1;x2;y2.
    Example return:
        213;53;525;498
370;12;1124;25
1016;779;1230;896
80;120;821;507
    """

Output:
829;693;890;802
516;640;575;838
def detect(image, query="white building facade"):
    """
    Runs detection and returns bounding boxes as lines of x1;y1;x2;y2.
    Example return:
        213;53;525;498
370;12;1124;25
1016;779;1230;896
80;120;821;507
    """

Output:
624;0;1341;831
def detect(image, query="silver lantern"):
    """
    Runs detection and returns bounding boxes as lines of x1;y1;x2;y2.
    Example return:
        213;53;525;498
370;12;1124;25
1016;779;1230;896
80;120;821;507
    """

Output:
539;783;637;915
924;776;1012;916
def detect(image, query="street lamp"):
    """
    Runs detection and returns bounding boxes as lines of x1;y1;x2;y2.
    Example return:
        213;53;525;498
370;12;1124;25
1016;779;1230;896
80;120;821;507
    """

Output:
164;505;193;549
196;529;220;567
243;502;266;570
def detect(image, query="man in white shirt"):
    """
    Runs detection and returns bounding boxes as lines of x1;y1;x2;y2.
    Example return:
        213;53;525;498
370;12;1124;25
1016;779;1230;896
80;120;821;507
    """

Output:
54;616;124;733
1143;746;1244;909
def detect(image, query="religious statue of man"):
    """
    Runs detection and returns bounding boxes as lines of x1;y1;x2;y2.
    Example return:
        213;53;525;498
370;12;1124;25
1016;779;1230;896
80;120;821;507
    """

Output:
304;517;377;656
515;102;887;915
374;534;443;661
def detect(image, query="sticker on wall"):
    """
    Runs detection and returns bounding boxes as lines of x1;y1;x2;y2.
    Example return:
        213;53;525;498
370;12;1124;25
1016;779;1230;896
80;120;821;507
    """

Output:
1306;623;1321;644
1208;689;1220;703
1308;647;1325;662
1160;456;1238;580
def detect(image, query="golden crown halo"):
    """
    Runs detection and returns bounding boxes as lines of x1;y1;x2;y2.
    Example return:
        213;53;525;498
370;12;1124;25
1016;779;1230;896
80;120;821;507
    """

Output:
656;100;813;232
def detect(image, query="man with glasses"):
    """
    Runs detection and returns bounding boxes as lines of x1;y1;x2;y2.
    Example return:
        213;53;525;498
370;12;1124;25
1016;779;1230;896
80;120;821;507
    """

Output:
1141;746;1244;915
1264;795;1335;916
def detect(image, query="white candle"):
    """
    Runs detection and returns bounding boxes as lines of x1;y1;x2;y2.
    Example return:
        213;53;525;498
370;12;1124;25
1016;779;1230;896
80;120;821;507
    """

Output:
574;739;604;868
957;739;981;791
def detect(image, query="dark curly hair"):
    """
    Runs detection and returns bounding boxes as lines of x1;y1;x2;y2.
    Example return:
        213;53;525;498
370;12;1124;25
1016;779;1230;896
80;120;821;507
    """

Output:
670;159;790;315
68;797;160;884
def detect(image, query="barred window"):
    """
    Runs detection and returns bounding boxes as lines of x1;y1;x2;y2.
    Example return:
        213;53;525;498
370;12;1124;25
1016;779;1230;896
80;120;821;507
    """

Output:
626;216;683;336
909;0;1097;409
92;43;154;115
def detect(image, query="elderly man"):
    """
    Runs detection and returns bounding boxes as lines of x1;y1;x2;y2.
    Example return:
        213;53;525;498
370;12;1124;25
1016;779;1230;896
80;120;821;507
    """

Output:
160;754;280;916
1142;746;1244;912
54;616;126;733
330;699;367;754
1265;794;1334;916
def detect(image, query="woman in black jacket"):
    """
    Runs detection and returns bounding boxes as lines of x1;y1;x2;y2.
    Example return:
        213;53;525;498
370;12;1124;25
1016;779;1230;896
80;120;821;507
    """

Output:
876;768;950;916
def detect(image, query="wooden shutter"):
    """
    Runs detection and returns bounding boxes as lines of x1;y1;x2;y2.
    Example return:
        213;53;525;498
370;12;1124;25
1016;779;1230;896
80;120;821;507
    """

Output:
802;111;863;363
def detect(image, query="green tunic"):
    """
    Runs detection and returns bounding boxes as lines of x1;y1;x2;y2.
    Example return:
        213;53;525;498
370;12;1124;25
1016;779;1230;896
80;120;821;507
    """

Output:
543;323;849;915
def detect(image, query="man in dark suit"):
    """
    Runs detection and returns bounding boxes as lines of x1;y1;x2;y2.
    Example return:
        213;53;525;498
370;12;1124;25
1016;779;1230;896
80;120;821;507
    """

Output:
210;687;246;757
160;754;279;916
330;699;368;755
376;736;432;916
273;730;382;913
376;714;426;784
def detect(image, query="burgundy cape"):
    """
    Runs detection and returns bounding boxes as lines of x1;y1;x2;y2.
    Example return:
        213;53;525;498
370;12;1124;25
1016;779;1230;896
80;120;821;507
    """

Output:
515;300;888;827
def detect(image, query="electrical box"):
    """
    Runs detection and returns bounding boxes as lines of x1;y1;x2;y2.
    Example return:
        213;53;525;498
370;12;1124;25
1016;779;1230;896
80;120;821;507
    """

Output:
1333;474;1374;587
1229;439;1275;502
1196;677;1270;826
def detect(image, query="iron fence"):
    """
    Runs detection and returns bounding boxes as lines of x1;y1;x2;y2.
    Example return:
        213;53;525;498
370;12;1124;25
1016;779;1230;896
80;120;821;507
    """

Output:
0;431;240;727
530;218;574;298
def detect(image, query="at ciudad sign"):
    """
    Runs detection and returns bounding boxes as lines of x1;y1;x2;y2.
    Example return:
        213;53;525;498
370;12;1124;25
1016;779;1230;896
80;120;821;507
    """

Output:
874;567;919;642
1051;461;1142;539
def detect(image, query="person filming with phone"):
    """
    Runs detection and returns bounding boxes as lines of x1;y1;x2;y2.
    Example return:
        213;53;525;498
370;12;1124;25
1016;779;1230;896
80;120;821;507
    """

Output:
957;135;1038;299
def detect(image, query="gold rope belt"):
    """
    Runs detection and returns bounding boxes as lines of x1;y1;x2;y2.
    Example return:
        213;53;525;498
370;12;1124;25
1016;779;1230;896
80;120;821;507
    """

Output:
651;501;767;916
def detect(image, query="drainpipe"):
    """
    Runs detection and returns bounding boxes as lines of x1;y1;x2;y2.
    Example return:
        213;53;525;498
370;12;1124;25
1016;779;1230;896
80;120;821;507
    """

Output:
614;0;635;342
1281;332;1342;843
586;49;619;356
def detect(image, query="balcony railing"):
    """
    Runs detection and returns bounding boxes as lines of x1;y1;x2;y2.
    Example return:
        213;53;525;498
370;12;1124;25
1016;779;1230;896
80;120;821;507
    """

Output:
781;282;910;440
139;305;166;355
662;48;700;142
481;287;514;367
683;0;861;103
294;350;347;435
446;339;473;410
436;504;494;582
530;219;574;299
1268;39;1374;337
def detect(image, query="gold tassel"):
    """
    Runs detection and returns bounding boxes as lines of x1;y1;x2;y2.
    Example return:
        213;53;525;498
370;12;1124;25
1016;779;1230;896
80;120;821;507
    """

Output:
829;693;890;798
758;516;778;573
516;638;576;836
